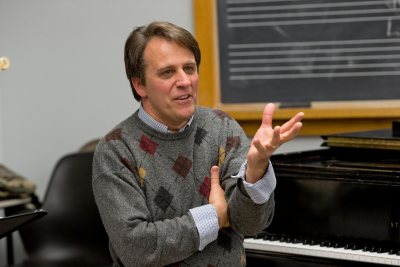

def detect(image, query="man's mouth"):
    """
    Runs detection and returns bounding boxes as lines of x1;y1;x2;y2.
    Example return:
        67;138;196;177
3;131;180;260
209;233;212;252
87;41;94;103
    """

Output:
176;95;191;100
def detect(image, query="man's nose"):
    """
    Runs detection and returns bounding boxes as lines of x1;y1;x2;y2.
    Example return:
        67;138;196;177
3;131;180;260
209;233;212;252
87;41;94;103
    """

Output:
176;70;190;87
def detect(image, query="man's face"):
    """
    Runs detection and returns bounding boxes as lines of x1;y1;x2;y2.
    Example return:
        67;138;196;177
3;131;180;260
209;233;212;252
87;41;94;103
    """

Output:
133;37;199;131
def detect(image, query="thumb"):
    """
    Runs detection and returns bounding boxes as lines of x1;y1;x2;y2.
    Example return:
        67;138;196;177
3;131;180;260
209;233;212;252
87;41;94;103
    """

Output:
208;165;229;228
210;166;220;188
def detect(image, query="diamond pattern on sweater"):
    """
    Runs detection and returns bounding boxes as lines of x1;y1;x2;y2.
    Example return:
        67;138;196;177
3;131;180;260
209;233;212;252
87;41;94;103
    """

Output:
194;127;207;145
106;128;122;141
218;147;225;166
121;158;146;187
172;155;192;178
217;229;232;252
199;176;211;199
140;134;158;155
154;186;173;212
120;157;135;173
138;167;146;187
226;136;240;152
213;109;232;120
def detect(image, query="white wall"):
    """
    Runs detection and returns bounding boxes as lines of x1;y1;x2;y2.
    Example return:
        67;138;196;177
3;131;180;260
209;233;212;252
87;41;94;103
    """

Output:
0;0;323;265
0;0;195;200
0;0;195;265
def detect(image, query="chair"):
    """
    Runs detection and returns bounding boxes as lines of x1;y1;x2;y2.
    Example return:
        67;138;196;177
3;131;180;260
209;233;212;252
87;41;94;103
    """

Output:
6;152;113;267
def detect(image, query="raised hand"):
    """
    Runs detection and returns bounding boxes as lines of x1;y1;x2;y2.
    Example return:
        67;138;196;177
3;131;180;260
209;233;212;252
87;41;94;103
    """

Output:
246;103;304;183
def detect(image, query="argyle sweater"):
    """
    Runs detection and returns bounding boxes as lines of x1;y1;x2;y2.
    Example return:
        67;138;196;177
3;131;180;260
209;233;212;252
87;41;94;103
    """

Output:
92;107;275;267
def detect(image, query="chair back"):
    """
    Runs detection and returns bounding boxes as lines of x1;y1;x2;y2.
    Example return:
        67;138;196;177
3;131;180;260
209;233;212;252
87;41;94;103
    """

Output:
17;152;112;266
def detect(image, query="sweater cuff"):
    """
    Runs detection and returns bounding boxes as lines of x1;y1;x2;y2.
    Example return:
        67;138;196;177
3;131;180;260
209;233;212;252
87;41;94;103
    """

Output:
189;204;219;251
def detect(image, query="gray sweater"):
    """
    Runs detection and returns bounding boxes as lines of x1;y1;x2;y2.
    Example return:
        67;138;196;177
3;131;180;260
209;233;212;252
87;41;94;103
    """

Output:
92;107;275;267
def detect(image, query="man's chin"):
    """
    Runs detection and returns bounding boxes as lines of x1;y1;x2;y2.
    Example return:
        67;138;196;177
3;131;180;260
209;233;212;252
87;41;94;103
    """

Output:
180;105;195;116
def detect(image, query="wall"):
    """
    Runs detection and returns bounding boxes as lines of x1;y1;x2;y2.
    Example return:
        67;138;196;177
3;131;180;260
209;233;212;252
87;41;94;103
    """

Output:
0;0;195;264
0;0;322;265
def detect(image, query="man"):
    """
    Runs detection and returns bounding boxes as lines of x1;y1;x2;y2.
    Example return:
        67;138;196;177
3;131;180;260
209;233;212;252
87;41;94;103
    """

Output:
92;21;304;266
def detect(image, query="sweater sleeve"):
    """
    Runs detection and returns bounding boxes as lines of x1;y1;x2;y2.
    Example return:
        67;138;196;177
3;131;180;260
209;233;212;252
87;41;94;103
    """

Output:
219;119;275;237
92;141;199;267
233;160;276;204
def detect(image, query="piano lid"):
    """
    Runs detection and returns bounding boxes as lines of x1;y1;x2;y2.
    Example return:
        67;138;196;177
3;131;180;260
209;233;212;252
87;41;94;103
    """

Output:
272;147;400;184
321;121;400;151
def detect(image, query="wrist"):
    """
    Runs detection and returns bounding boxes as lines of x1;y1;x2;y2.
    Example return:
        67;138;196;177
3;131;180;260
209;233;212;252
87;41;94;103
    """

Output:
245;161;269;183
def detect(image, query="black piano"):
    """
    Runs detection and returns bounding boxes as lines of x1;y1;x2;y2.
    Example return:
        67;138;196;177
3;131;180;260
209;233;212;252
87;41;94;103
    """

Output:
245;127;400;267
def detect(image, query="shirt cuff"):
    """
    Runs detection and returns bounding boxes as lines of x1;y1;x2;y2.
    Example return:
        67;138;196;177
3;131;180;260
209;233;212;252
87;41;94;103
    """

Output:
232;160;277;204
189;204;219;251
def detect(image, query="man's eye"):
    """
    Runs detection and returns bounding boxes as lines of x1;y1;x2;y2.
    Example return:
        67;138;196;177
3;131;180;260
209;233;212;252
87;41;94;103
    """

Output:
161;70;173;77
184;66;196;74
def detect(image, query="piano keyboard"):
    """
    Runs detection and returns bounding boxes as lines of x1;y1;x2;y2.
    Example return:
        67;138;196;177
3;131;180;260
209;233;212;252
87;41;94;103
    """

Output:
244;237;400;266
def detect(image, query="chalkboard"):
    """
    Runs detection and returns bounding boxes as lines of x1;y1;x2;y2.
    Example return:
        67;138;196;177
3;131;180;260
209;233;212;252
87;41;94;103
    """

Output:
217;0;400;105
193;0;400;135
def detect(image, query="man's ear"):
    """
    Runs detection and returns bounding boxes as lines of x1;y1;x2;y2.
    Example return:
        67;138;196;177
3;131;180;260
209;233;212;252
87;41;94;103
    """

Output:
132;77;147;98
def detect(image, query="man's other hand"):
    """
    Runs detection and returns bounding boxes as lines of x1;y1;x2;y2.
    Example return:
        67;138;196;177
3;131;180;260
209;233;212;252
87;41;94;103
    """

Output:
208;166;230;228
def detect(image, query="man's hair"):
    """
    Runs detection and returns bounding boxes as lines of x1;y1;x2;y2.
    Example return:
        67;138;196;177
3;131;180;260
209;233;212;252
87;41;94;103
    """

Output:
124;21;201;102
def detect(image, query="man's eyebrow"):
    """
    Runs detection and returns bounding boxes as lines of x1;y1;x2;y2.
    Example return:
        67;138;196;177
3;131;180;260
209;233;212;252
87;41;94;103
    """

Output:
156;65;174;73
157;61;196;71
184;62;197;67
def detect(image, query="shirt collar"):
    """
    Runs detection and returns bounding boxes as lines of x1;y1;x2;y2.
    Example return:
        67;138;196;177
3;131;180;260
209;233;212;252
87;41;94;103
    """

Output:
138;105;194;133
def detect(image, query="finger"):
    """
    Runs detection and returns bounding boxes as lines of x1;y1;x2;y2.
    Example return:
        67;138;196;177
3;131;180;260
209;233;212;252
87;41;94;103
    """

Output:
280;122;303;143
253;139;265;153
290;121;303;136
280;112;304;133
210;166;220;187
260;103;276;128
270;125;281;149
253;125;281;151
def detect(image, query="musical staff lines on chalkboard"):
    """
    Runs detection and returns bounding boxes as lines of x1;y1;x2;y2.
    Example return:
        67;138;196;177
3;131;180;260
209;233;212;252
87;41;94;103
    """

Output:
227;38;400;80
226;0;400;28
217;0;400;103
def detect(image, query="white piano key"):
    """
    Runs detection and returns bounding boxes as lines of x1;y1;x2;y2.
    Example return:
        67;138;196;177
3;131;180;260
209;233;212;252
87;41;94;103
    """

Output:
244;238;400;266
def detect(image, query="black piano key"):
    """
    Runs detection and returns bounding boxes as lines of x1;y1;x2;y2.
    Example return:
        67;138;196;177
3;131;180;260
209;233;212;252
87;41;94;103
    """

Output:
302;238;319;246
263;234;278;241
344;243;361;250
332;241;345;248
363;245;378;253
279;235;294;243
370;242;393;254
291;237;303;244
320;240;332;247
387;243;400;255
253;231;268;239
309;239;320;246
376;247;388;254
360;239;387;253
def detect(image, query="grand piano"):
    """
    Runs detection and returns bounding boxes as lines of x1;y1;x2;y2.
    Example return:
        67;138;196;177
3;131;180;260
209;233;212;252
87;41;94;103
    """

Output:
245;126;400;266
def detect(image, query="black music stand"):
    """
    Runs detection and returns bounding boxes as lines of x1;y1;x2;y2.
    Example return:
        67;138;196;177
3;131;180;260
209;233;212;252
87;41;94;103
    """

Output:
0;209;47;265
